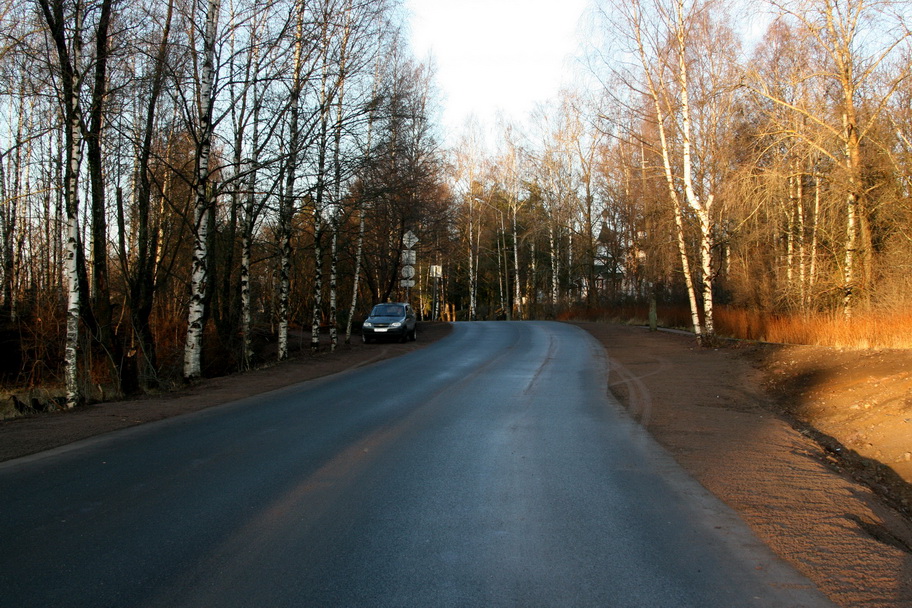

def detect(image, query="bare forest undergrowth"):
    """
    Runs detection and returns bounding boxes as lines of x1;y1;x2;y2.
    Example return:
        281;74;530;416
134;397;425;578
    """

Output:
3;320;912;606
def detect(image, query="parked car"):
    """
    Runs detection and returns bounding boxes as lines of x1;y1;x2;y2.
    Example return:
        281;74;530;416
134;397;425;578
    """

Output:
361;302;417;343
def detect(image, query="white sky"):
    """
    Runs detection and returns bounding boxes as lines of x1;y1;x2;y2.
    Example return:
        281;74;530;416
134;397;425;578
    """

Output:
405;0;590;145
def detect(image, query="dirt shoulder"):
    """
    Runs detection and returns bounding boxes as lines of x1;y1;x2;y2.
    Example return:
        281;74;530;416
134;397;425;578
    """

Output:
2;320;911;606
576;321;912;608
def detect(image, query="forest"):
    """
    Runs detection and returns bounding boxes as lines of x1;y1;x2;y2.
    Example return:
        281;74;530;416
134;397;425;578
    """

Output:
1;0;911;408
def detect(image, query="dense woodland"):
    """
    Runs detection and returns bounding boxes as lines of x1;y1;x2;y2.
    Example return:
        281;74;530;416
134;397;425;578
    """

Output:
1;0;911;407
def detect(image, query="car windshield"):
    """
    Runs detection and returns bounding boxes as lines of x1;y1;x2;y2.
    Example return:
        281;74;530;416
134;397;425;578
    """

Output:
371;304;404;317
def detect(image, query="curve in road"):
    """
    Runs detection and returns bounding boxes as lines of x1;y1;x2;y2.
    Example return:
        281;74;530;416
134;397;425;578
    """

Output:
0;321;834;607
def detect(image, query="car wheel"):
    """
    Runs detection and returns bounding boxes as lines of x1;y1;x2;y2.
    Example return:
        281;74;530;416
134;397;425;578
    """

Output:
409;328;417;342
362;334;371;344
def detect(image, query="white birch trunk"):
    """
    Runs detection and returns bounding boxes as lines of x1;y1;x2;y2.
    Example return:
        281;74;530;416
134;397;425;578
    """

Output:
240;167;254;368
842;191;858;318
311;17;331;351
329;227;338;350
674;0;714;342
329;4;351;351
697;201;714;338
64;202;81;408
345;205;365;343
512;207;521;319
796;162;807;307
240;81;261;368
278;13;306;361
183;0;220;380
346;53;380;343
310;211;323;349
64;7;84;408
549;221;558;306
809;171;820;298
786;176;796;287
468;200;476;320
277;230;290;359
632;1;702;340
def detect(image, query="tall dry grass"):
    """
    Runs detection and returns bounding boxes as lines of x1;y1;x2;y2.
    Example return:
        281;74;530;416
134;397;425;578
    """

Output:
559;304;912;349
714;308;912;349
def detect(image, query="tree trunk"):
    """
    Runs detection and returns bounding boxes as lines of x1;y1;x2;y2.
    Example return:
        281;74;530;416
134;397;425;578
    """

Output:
311;18;332;351
468;200;476;320
512;206;522;319
345;204;366;343
548;220;558;306
38;0;85;407
128;0;173;389
184;0;220;380
84;0;126;393
277;12;308;361
674;0;714;344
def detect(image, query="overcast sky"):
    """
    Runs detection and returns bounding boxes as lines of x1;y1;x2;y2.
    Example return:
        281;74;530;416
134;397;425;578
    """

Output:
405;0;590;144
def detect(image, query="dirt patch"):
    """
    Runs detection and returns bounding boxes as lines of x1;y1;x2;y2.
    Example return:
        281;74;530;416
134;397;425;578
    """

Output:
575;322;912;608
757;344;912;513
3;320;912;606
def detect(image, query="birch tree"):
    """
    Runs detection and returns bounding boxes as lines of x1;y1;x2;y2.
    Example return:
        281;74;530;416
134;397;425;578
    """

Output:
37;0;86;407
183;0;220;380
747;0;912;316
276;8;308;361
121;0;176;388
595;0;741;343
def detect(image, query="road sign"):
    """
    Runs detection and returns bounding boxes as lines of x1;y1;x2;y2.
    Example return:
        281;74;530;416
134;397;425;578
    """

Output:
430;264;442;278
399;279;415;288
402;230;419;249
401;250;416;265
401;265;416;279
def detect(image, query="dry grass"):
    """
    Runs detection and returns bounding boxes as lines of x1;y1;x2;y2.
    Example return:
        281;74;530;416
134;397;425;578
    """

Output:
559;304;912;350
715;308;912;349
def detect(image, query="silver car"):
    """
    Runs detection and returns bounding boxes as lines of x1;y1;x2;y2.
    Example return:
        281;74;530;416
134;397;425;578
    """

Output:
361;302;417;343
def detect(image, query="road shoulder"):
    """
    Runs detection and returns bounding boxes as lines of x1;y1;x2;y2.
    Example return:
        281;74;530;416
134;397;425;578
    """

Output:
575;321;912;608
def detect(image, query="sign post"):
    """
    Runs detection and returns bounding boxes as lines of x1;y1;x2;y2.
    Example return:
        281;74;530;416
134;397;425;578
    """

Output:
400;230;419;302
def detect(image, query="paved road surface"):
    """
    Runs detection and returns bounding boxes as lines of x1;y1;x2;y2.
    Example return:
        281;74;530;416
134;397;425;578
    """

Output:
0;321;834;607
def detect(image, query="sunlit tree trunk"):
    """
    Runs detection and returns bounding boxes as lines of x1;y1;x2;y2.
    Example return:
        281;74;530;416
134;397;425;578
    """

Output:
673;0;714;341
628;0;702;340
809;170;820;303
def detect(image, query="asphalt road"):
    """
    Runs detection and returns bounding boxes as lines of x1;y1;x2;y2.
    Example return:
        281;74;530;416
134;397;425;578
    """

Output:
0;321;834;607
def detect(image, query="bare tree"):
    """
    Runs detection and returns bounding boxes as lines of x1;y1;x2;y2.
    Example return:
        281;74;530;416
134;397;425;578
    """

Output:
183;0;220;380
747;0;912;316
36;0;87;406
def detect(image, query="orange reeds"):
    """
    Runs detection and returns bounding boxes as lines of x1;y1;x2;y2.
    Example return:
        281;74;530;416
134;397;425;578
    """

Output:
560;304;912;349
